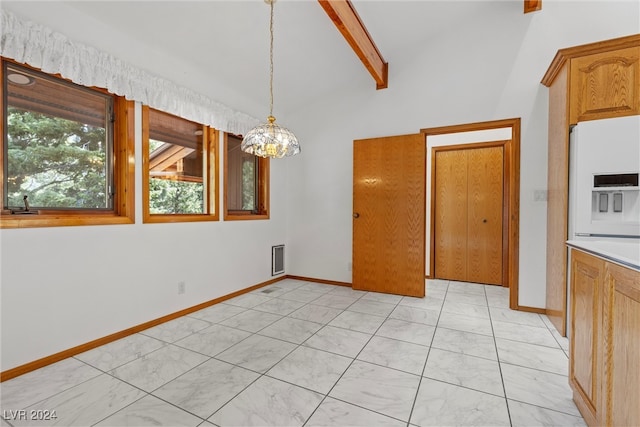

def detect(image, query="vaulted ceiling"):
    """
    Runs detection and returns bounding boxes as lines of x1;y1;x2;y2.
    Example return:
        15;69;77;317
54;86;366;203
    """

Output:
2;1;528;120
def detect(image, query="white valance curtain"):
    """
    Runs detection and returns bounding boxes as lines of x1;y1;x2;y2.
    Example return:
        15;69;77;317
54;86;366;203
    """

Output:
0;9;259;136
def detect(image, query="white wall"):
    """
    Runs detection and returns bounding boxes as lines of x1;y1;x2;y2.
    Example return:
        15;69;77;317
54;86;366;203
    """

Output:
0;103;290;371
1;0;638;372
286;1;639;307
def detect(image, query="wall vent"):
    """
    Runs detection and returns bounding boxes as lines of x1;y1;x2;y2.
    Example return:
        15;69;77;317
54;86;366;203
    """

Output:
272;245;285;276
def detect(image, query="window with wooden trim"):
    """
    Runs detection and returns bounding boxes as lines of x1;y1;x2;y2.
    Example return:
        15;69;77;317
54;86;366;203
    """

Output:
224;133;269;220
0;59;135;229
142;106;218;223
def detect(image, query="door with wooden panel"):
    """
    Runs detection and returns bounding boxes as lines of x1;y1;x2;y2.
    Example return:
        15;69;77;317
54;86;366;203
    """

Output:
434;145;504;285
352;134;425;297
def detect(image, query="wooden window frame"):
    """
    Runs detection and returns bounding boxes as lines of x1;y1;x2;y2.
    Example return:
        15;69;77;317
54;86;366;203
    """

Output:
0;59;135;229
142;105;219;223
223;132;270;221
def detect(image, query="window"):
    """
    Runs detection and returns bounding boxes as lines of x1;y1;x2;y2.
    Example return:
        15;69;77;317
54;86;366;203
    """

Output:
142;106;218;223
224;133;269;220
1;59;134;228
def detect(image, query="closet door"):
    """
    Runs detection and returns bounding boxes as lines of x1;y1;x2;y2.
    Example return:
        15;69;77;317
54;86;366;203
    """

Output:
434;149;468;281
434;145;504;285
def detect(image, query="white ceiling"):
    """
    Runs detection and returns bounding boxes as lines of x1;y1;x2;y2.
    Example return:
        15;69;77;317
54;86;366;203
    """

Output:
2;0;521;120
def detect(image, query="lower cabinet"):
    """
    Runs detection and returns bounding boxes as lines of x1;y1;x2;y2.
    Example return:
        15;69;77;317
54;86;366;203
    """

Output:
569;248;640;427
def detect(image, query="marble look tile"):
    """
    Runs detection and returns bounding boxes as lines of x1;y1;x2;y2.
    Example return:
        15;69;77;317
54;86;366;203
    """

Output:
329;360;420;421
496;338;568;375
492;320;559;348
347;299;397;317
550;326;570;353
431;327;497;360
410;378;510;427
278;289;324;303
188;303;247;324
361;292;403;304
219;309;282;333
447;281;487;295
12;374;145;427
485;285;509;297
153;358;259;419
224;293;273;308
267;346;352;394
208;376;323;427
141;316;212;343
376;318;436;346
425;287;447;299
501;363;581;416
174;324;251;357
111;344;209;392
327;286;367;297
389;305;439;326
426;279;449;291
251;285;294;298
489;306;545;327
444;290;488;306
0;357;102;411
328;310;386;334
257;317;322;344
541;314;556;330
75;333;166;371
296;282;334;294
442;300;490;319
486;292;510;308
273;278;308;289
305;397;405;427
252;298;305;315
289;304;342;324
94;394;202;426
357;336;429;375
215;334;296;373
1;418;10;426
423;348;504;396
398;295;444;311
303;325;372;358
437;311;493;336
309;293;360;310
508;399;587;427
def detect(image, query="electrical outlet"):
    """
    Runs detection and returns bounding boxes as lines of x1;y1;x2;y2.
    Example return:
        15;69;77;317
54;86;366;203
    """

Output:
178;281;186;295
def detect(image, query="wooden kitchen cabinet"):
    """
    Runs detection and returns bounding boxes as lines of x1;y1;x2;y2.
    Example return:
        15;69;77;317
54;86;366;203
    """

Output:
569;248;640;427
542;34;640;337
570;46;640;123
569;249;604;426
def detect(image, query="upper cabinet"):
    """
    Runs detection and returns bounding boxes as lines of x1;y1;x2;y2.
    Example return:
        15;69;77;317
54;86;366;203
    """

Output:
541;35;640;337
570;46;640;123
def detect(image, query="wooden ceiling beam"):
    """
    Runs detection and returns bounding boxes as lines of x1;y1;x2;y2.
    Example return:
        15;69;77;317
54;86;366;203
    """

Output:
524;0;542;13
318;0;388;89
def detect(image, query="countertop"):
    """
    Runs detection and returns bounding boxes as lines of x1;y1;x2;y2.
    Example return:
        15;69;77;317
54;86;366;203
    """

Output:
567;238;640;271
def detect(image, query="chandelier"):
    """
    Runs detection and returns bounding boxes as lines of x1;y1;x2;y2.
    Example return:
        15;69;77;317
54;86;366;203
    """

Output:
241;0;301;158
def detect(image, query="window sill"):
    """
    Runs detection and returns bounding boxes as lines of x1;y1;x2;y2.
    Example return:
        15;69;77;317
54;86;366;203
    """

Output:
143;214;219;224
224;213;270;221
0;213;134;229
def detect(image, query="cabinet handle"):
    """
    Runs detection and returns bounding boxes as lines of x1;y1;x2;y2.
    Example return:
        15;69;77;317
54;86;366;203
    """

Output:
353;213;360;218
483;219;487;223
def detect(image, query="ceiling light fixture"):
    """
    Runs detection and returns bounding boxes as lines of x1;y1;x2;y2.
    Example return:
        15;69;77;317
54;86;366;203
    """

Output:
241;0;300;159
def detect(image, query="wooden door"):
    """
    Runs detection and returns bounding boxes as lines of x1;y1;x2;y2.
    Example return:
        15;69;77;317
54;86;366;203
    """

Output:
352;134;425;297
569;249;603;426
434;145;504;285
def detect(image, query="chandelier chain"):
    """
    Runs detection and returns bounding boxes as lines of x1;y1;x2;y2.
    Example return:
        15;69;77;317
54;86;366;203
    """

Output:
269;0;274;117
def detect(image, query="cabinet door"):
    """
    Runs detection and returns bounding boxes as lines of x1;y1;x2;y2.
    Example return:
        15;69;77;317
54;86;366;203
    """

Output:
570;46;640;123
569;249;604;426
602;262;640;427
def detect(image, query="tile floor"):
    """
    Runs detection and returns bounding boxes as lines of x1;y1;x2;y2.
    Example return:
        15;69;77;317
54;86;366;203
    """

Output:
0;278;586;427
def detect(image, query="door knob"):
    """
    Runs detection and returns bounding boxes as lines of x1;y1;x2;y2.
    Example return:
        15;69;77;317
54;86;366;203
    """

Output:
353;213;360;218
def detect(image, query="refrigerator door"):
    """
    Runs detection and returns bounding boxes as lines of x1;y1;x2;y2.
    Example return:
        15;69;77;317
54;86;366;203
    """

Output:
570;115;640;238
